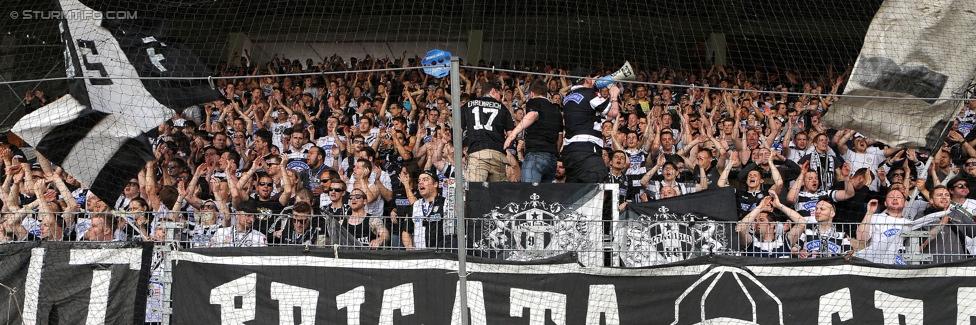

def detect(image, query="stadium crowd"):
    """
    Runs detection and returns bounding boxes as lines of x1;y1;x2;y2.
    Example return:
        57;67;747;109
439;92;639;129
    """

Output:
3;52;976;265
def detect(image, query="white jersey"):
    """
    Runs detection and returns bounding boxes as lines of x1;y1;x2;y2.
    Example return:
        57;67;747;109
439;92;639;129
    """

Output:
270;121;292;149
854;213;912;265
315;135;345;168
786;143;815;164
210;227;268;247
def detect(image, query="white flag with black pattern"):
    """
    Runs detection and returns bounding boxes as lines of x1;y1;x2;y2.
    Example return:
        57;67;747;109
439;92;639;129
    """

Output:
11;0;220;200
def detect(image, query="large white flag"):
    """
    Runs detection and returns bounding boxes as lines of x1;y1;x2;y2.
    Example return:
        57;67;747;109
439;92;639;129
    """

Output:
824;0;976;151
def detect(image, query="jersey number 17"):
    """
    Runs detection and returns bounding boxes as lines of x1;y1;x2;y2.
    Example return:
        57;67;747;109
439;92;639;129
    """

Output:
472;107;499;131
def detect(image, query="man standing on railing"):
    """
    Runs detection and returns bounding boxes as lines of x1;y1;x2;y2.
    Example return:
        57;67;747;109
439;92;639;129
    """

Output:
461;81;514;182
211;200;267;247
561;67;620;183
503;80;563;183
406;170;454;250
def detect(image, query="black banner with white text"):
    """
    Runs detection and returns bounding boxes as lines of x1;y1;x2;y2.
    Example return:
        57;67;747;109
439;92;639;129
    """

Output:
0;242;151;325
172;247;976;324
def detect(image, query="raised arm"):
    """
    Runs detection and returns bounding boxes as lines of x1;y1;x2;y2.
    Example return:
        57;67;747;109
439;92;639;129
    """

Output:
786;161;810;205
833;170;857;202
736;197;768;247
768;152;784;194
768;191;807;245
717;152;739;188
278;154;293;206
856;199;879;242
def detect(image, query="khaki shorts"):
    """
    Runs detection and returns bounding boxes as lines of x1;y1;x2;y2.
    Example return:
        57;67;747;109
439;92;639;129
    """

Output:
465;149;508;182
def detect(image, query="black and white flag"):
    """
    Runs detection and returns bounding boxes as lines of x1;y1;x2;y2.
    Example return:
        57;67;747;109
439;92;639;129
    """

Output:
11;0;221;200
618;187;738;267
466;183;605;266
823;0;976;151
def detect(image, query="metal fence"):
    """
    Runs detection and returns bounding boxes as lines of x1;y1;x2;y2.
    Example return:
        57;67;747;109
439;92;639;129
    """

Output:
5;210;972;266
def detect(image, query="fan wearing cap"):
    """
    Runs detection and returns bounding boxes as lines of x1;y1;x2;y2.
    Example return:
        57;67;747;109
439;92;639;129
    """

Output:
461;81;514;182
185;199;224;247
210;200;267;247
948;177;976;217
405;170;454;250
561;66;621;183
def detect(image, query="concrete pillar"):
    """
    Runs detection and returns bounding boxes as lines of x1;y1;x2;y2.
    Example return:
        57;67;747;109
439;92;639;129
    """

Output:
707;32;727;66
467;30;483;65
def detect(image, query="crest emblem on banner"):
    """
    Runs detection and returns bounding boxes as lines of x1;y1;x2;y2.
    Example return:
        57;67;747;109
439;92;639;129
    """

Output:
476;193;591;261
618;206;731;267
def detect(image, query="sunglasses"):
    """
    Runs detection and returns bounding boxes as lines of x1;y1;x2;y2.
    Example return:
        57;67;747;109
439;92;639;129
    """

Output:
349;194;365;199
329;188;344;193
891;173;905;177
127;181;139;186
966;162;976;167
319;179;332;183
689;119;699;123
202;204;217;209
956;184;969;189
258;181;274;187
353;140;365;144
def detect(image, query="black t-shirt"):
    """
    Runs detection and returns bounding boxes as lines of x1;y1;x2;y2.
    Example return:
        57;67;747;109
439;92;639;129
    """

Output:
253;199;284;235
692;164;722;190
523;97;563;154
377;147;403;173
269;216;327;245
461;95;513;154
326;204;353;217
562;86;609;152
734;184;771;217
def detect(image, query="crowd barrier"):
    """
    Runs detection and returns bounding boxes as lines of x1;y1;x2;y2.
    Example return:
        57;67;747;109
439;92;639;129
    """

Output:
4;211;970;267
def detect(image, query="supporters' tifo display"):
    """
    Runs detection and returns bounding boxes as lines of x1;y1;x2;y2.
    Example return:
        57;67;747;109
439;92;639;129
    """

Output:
2;0;976;323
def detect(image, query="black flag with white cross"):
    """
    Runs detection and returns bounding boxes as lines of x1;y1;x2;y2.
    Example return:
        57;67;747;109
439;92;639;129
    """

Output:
11;0;221;201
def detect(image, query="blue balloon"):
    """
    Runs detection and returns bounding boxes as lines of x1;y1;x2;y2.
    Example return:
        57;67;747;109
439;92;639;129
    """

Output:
421;49;452;78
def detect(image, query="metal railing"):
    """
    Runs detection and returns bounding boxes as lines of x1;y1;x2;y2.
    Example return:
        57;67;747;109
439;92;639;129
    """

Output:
4;210;973;266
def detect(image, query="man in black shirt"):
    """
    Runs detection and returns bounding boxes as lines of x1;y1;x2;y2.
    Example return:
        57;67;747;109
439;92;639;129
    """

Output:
269;201;320;245
505;80;563;183
252;174;285;235
561;67;621;183
461;82;514;182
